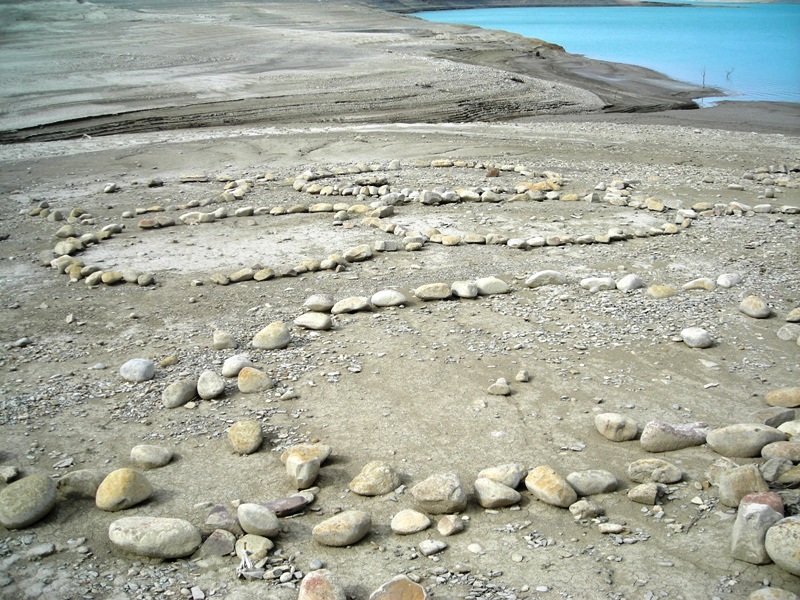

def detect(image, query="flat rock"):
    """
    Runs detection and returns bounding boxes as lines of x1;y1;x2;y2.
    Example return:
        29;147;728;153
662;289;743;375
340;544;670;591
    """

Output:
525;270;567;288
331;296;372;314
237;503;280;537
369;575;428;600
569;498;605;520
252;321;291;349
627;459;683;483
299;569;347;600
419;539;447;556
390;509;431;535
525;466;577;508
371;289;408;307
0;473;57;529
414;283;452;301
595;413;639;442
765;516;800;576
580;276;616;292
473;477;521;508
717;273;742;288
411;472;468;514
766;387;800;408
751;407;796;428
680;327;713;349
237;367;274;393
96;468;152;512
646;284;677;299
228;420;263;455
119;358;155;382
349;461;402;496
130;445;173;469
295;312;333;330
740;295;772;318
312;510;371;546
706;423;787;457
162;379;197;408
718;464;769;507
639;421;709;452
566;470;619;496
198;529;236;557
477;463;527;489
262;495;309;517
108;517;201;559
197;370;225;399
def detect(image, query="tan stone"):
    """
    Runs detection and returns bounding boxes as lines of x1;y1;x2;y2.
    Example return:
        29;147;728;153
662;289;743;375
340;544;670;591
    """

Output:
96;468;153;512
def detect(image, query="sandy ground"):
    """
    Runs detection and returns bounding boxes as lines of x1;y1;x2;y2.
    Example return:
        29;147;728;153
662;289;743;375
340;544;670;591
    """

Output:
1;1;800;600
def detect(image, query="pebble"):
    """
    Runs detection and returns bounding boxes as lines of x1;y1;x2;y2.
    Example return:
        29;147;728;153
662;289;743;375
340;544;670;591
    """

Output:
680;327;713;349
212;329;238;350
0;473;57;529
234;533;273;561
295;312;333;330
303;294;335;312
130;444;173;469
237;503;280;537
390;509;431;535
251;321;291;349
371;289;408;307
162;378;198;408
57;469;108;499
477;463;527;488
0;465;19;483
475;276;510;295
718;464;769;507
95;468;152;512
237;366;274;393
349;461;402;496
627;458;683;483
197;370;226;399
525;465;577;508
595;413;639;442
706;423;787;457
312;510;372;546
778;420;800;437
437;514;465;536
580;277;616;292
765;387;800;408
222;354;253;378
298;569;346;600
119;358;155;382
639;421;709;452
525;270;567;288
282;443;332;489
414;283;452;301
411;472;468;514
331;296;372;314
765;516;800;576
368;575;428;600
565;470;618;496
739;295;772;319
419;539;447;556
777;324;800;341
682;277;716;291
731;502;783;564
487;377;511;396
108;517;201;559
473;477;521;508
228;420;263;455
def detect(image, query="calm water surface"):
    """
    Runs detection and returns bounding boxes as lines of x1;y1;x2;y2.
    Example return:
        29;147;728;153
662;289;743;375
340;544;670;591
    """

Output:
416;3;800;103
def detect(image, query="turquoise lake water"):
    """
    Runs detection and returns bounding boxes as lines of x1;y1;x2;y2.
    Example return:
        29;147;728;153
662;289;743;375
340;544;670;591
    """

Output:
415;3;800;104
